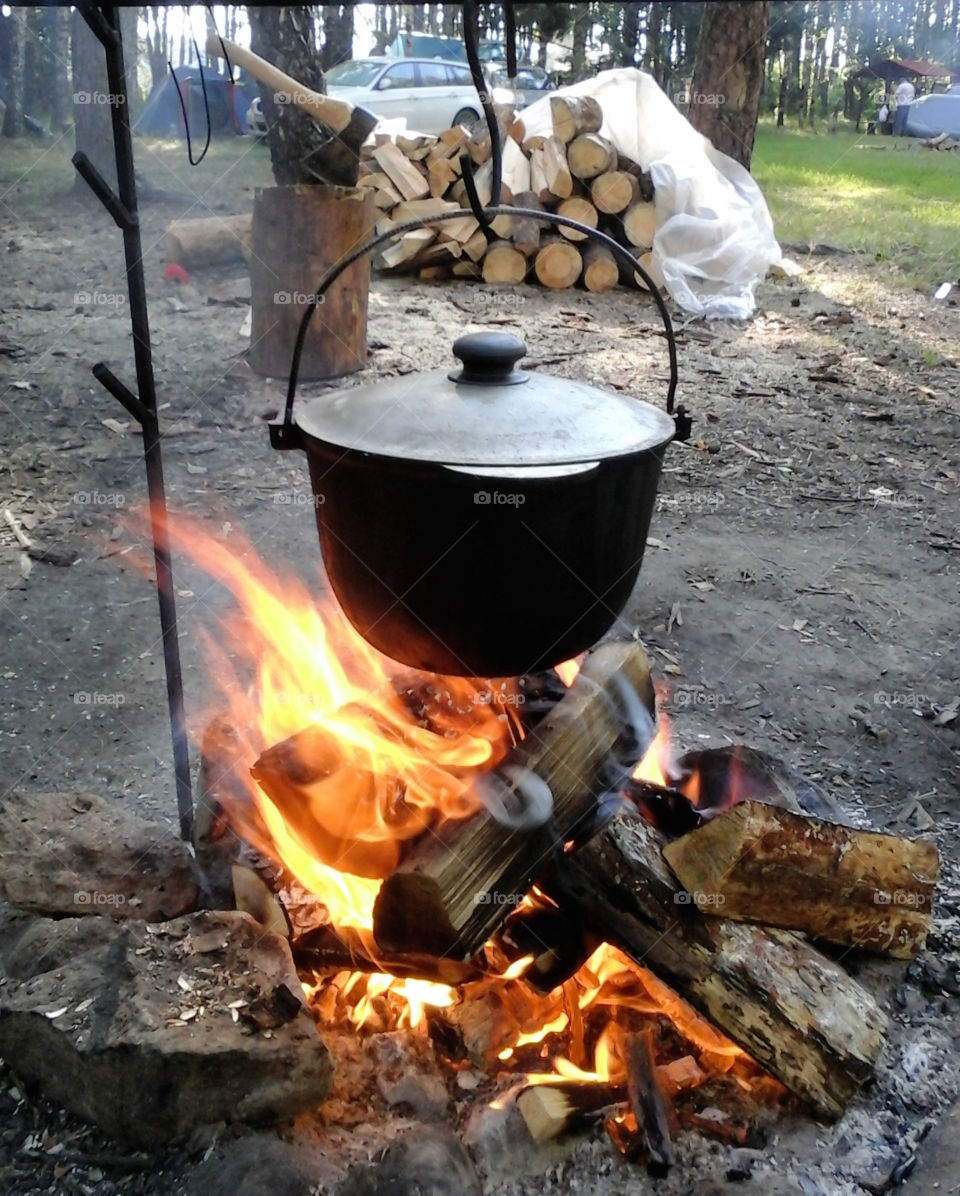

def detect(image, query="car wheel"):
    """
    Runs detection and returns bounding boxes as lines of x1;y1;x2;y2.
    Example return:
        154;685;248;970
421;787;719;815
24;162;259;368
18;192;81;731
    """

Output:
453;108;481;130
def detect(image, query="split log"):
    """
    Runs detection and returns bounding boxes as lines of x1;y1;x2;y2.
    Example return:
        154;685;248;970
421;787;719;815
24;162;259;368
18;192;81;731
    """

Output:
428;125;469;161
397;132;438;157
359;173;404;210
540;136;573;200
451;259;482;278
372;641;654;959
662;801;938;959
622;201;657;249
500;136;531;196
481;241;527;285
428;156;460;198
555;196;598;242
567;133;617;180
528;148;550;204
581;242;619;293
541;813;889;1120
517;1082;625;1143
379;228;436;270
391;198;460;229
534;237;583;290
460;228;489;263
591;170;640;214
372;142;430;200
164;214;252;268
507;191;545;257
550;95;603;143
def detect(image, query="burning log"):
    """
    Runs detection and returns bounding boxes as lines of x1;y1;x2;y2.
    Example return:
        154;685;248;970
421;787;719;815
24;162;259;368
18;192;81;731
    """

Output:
373;640;654;959
624;1028;675;1176
661;801;938;959
517;1081;625;1143
541;813;889;1120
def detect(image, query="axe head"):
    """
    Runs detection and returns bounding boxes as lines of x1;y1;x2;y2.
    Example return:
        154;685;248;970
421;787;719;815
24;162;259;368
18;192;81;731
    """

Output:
299;106;378;188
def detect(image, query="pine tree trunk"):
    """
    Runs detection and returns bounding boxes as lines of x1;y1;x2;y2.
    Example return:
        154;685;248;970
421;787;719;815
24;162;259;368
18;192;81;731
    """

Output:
621;3;641;67
645;2;662;85
2;11;26;137
248;6;328;187
49;6;73;133
570;8;590;80
70;9;136;191
320;5;355;72
688;1;769;169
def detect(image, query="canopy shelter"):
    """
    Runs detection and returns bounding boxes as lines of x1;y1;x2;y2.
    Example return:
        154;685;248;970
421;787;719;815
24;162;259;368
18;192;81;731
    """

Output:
850;58;955;129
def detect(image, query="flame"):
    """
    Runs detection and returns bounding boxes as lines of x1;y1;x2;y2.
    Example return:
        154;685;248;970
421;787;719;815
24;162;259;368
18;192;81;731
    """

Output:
554;657;583;687
157;514;520;928
142;510;768;1095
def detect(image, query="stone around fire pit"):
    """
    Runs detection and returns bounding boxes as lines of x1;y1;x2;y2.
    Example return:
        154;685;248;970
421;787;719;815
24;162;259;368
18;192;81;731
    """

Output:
0;790;199;920
0;910;332;1147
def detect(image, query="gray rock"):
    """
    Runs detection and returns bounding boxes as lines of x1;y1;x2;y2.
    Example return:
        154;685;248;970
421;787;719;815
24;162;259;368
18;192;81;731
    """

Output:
0;910;332;1146
181;1132;338;1196
338;1126;481;1196
0;790;199;920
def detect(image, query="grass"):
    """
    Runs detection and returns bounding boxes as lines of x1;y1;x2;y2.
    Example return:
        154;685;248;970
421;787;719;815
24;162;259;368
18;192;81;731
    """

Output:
752;121;960;290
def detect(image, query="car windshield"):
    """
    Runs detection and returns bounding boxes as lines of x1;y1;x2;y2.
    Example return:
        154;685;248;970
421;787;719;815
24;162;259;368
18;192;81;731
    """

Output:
326;61;383;87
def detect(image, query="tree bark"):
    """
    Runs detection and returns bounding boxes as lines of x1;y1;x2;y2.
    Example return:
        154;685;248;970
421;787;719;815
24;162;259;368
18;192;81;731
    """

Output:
248;6;328;186
49;6;73;132
319;5;354;72
688;1;769;169
2;10;26;137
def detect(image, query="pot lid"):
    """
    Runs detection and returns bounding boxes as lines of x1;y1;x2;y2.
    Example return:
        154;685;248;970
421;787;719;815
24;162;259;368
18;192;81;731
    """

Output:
291;332;676;467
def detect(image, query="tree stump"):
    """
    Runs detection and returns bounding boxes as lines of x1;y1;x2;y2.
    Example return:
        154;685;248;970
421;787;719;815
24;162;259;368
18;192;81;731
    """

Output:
248;184;374;381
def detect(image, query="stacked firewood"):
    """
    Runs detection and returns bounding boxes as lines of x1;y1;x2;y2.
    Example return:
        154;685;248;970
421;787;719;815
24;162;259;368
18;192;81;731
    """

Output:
357;94;661;294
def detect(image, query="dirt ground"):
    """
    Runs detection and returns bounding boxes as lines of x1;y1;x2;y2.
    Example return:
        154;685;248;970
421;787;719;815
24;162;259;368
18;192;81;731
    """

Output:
0;155;958;1194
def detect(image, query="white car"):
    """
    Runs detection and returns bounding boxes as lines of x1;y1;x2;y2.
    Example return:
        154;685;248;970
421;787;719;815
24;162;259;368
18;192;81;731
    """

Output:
325;57;483;133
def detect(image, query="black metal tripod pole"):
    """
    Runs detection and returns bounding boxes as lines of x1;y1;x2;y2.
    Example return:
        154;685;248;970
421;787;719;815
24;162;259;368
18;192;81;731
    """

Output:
73;4;193;840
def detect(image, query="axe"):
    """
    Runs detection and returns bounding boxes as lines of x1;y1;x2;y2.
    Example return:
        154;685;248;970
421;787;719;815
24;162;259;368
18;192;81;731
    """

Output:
206;35;378;187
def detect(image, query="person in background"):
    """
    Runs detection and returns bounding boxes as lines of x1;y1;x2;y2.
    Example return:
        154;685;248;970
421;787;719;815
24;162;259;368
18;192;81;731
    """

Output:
892;77;916;135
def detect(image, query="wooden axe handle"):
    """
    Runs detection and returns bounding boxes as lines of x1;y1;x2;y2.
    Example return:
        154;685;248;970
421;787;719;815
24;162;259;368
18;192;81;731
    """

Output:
206;35;356;135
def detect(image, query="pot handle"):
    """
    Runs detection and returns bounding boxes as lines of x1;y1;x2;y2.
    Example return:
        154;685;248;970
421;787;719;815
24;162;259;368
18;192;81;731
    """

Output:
276;212;689;450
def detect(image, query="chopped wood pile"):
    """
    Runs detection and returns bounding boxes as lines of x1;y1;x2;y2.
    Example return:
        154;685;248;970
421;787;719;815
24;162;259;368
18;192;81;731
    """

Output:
358;95;661;294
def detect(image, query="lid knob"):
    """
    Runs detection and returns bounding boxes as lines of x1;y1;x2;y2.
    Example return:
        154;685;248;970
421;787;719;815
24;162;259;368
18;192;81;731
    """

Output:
450;332;528;386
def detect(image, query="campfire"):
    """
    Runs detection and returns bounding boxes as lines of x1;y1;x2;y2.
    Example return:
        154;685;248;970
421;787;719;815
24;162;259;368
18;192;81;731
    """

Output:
161;516;937;1170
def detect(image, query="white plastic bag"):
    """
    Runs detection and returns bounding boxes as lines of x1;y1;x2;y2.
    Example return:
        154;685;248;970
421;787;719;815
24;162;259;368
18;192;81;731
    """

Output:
519;69;781;319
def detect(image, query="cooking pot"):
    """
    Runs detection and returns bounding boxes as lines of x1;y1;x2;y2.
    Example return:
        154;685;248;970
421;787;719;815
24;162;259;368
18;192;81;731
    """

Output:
271;327;685;677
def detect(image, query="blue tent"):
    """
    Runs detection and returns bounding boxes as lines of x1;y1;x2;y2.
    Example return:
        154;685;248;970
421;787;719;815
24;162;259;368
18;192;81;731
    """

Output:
134;68;256;137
